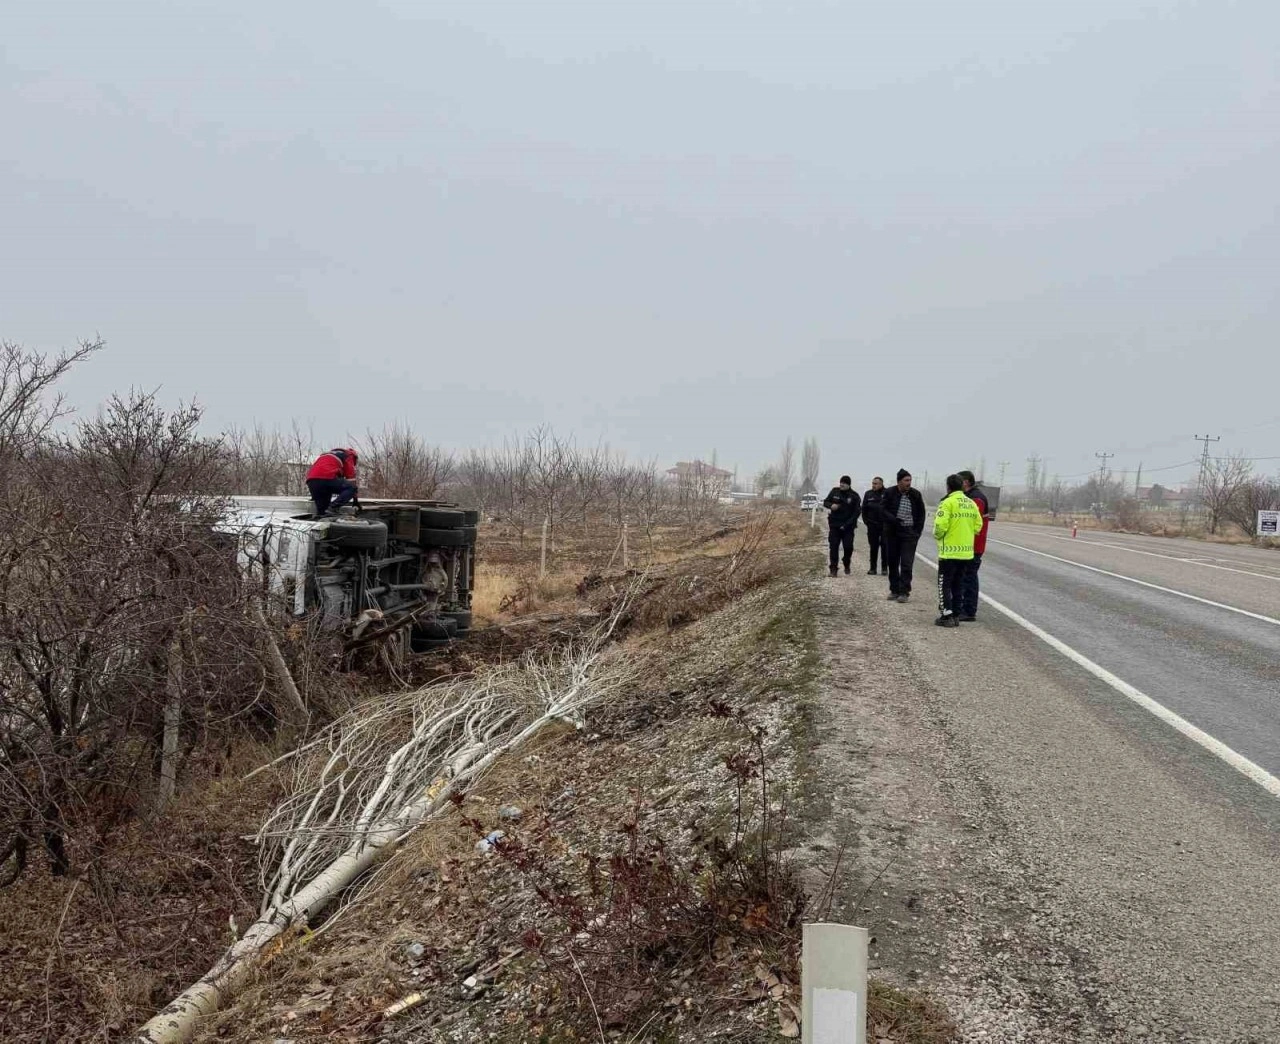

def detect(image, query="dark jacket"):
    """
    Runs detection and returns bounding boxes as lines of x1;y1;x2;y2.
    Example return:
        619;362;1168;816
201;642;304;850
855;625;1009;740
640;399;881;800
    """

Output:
861;487;887;527
881;486;926;537
823;486;861;529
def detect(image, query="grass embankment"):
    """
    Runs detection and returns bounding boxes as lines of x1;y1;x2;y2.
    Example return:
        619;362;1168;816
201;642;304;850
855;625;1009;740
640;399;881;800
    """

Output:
1;508;955;1042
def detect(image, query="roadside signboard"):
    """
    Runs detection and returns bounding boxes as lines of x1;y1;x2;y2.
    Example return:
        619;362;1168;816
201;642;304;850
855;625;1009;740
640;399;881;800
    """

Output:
1259;510;1280;535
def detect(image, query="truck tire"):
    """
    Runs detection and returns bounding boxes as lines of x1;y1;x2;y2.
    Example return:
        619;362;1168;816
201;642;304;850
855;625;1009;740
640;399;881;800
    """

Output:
443;610;472;632
460;525;478;544
419;508;465;529
411;617;456;652
324;518;388;551
419;527;467;547
462;509;480;526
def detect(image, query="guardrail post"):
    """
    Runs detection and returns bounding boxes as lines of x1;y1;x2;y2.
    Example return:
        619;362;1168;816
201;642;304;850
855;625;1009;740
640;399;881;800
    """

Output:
801;922;868;1044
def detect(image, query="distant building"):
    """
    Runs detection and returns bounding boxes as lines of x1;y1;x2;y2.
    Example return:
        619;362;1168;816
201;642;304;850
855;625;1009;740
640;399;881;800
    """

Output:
665;460;733;496
1136;485;1190;510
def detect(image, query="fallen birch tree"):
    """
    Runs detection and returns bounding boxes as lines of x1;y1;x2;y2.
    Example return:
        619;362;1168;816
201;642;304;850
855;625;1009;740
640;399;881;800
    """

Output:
135;604;632;1043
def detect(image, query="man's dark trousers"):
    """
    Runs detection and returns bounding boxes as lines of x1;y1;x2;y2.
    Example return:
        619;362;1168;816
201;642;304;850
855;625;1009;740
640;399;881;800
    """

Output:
884;529;920;595
828;525;854;571
865;525;884;571
307;477;357;516
938;559;966;615
961;553;983;616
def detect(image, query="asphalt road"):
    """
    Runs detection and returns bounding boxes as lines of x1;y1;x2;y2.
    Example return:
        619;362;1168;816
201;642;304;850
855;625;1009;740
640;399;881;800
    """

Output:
811;520;1280;1040
975;522;1280;780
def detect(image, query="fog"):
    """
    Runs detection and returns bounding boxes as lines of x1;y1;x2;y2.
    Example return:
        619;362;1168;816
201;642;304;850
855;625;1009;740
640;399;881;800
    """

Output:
4;0;1278;489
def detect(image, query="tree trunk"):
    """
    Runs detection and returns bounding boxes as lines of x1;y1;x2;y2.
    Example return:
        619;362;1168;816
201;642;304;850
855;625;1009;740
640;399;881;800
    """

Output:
250;600;309;724
157;633;182;809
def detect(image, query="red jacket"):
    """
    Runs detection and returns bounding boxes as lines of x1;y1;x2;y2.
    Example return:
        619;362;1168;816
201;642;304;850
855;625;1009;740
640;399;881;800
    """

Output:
970;488;990;555
306;448;357;482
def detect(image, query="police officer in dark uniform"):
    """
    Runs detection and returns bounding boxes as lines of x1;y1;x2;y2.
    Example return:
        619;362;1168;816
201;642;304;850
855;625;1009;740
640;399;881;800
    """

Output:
861;476;888;575
822;475;861;577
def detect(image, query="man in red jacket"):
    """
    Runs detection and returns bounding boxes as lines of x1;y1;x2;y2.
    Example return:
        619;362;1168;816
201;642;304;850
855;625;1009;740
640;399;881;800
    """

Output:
305;447;360;517
958;470;989;621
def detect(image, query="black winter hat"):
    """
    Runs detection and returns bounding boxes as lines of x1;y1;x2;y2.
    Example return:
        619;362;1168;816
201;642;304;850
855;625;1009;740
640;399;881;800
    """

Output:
839;475;851;484
896;468;911;481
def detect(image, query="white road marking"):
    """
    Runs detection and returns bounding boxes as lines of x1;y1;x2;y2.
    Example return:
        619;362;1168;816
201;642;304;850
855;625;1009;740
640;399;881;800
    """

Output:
915;553;1280;801
999;526;1280;581
989;540;1280;627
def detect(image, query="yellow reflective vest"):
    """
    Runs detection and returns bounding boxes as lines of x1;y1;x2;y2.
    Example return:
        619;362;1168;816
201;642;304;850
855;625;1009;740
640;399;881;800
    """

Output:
934;490;982;560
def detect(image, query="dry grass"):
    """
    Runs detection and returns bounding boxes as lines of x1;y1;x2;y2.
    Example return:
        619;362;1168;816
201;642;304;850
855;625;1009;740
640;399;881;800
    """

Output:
470;507;813;626
869;979;958;1043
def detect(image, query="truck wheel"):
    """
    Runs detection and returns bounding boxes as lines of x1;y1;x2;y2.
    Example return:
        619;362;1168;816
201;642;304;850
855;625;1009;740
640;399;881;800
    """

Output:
411;617;456;651
419;527;467;547
460;526;477;544
443;610;472;632
324;518;388;551
419;508;465;529
462;509;480;525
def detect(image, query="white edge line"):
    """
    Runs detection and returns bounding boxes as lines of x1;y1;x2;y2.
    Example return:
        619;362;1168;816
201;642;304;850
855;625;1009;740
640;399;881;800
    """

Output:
916;553;1280;800
1000;525;1280;582
990;539;1280;627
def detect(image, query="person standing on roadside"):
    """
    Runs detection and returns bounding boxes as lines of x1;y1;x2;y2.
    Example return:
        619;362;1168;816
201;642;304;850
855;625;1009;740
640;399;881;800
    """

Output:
881;469;926;601
823;475;861;577
958;469;990;621
861;476;888;575
934;474;982;627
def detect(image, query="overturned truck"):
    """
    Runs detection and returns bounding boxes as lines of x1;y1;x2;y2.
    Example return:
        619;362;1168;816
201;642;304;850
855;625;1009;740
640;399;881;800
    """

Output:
218;496;476;653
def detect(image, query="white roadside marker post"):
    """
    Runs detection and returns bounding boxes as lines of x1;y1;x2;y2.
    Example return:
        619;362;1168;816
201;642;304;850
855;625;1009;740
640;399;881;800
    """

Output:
802;922;869;1044
811;504;818;529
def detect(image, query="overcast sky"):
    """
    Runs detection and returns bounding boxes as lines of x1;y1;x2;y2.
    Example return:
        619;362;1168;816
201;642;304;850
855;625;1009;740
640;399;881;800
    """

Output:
3;0;1278;488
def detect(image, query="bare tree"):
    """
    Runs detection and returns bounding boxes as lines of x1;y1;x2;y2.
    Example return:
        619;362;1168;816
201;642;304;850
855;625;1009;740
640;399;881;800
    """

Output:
1201;452;1252;534
0;392;265;882
800;437;821;495
631;462;667;553
526;426;576;549
224;423;288;494
491;439;534;544
776;438;796;499
602;454;642;528
0;339;101;464
1225;475;1280;536
569;442;609;535
363;421;455;499
1044;477;1069;519
453;449;495;517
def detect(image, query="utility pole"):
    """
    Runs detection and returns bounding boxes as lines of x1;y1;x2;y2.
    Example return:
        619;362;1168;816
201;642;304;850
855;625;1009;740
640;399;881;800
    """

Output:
1134;461;1143;495
997;460;1010;489
1193;433;1220;507
1094;451;1114;484
1025;455;1042;495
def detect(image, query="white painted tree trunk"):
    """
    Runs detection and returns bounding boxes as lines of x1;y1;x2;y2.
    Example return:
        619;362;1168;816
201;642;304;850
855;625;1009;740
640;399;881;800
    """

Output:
134;606;630;1044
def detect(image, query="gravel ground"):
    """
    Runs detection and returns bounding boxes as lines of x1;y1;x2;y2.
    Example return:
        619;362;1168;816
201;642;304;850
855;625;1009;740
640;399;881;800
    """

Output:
801;560;1280;1044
